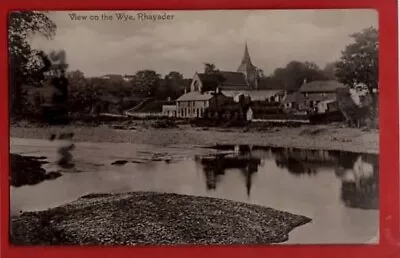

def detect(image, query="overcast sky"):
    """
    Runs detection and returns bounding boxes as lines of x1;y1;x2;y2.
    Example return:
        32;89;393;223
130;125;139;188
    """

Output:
29;9;378;78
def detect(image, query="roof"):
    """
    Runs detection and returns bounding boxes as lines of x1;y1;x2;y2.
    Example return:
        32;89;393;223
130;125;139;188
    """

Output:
282;92;305;104
176;91;214;101
222;90;283;101
299;80;346;93
162;105;177;111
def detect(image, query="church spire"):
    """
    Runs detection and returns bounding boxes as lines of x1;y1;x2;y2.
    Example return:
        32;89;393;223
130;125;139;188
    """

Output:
237;42;255;72
243;42;252;65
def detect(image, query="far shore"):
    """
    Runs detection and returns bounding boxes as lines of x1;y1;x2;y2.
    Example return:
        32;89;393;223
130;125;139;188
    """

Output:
10;121;379;154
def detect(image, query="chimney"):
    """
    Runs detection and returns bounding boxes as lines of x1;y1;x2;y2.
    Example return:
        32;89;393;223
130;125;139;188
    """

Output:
184;88;187;94
303;78;307;85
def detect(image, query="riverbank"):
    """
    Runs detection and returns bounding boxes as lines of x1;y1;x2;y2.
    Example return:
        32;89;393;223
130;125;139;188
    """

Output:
11;191;311;245
10;122;379;154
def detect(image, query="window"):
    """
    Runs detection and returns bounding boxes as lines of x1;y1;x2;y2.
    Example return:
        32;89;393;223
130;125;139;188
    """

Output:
194;80;199;91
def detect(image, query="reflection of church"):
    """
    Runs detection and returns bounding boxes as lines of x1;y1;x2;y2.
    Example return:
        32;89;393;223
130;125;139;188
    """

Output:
198;151;261;197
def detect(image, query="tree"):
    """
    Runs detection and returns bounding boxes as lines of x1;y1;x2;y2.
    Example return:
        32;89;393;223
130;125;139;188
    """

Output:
204;63;218;74
335;26;378;110
132;70;161;97
199;64;221;93
158;71;185;100
8;11;56;116
67;70;86;88
67;71;100;114
323;62;337;80
271;61;328;91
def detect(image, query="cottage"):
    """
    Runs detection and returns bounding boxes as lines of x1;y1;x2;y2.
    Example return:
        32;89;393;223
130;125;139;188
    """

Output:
176;91;231;118
295;80;346;113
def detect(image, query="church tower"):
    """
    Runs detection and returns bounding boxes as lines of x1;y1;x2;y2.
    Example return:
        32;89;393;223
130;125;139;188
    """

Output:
237;42;258;89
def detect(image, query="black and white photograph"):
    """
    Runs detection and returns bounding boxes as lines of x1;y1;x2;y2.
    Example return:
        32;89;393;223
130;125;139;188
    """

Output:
9;9;379;245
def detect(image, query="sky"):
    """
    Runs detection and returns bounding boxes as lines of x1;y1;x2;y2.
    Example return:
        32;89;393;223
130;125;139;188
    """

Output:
28;9;378;78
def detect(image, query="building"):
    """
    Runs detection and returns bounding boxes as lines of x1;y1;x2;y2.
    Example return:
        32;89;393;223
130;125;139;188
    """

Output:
299;80;345;100
223;90;285;103
176;43;284;118
282;80;346;113
175;91;232;118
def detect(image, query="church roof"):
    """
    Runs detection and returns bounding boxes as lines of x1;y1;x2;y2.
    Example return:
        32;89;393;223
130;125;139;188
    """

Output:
176;91;215;101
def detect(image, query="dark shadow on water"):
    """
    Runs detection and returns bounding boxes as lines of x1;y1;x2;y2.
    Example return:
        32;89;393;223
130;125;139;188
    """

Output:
10;154;62;187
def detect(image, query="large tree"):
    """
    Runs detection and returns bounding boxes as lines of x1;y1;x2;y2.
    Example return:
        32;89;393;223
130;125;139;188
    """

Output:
8;11;57;115
65;70;100;114
204;63;218;74
132;70;161;97
158;71;186;100
335;26;378;109
271;61;329;91
323;62;337;80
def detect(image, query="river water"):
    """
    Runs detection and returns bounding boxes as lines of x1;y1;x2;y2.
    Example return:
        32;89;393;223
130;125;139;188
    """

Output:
10;137;379;244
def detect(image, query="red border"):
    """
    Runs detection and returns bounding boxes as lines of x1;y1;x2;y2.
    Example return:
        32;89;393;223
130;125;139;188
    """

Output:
1;0;399;258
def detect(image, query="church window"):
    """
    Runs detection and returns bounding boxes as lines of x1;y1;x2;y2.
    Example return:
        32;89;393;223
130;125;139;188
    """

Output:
194;80;199;91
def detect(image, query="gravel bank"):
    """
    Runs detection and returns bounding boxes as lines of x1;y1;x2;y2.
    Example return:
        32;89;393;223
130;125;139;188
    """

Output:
11;192;311;245
10;123;379;154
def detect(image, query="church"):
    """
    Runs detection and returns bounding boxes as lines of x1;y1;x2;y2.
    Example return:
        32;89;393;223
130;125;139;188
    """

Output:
175;43;285;118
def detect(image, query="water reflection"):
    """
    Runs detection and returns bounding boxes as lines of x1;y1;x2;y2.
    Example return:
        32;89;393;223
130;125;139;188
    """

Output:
198;145;379;210
198;153;261;196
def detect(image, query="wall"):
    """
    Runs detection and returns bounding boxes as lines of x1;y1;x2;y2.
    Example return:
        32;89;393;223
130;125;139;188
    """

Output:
190;74;203;92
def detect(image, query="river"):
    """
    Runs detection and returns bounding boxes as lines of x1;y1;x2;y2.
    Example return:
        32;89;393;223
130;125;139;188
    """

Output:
9;137;379;244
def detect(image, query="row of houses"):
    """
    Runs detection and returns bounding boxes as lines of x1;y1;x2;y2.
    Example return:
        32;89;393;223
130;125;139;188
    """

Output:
136;43;372;122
